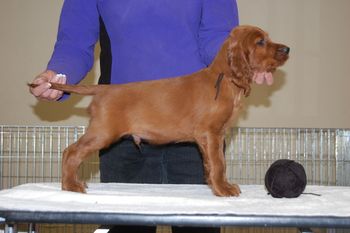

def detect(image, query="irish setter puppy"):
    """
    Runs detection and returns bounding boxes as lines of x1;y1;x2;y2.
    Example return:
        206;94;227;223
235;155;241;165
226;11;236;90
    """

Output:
30;25;289;196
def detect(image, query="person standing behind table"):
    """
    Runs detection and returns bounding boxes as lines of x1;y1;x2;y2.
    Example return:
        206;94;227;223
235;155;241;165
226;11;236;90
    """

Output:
29;1;239;233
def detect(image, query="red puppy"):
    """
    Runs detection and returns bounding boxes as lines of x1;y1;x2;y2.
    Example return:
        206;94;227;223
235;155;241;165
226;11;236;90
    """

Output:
30;25;289;196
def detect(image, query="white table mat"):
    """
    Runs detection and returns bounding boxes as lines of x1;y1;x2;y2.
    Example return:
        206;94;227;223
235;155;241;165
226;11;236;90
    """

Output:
0;183;349;218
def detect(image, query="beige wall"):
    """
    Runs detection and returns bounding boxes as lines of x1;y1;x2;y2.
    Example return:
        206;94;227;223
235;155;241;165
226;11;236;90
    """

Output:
0;0;349;128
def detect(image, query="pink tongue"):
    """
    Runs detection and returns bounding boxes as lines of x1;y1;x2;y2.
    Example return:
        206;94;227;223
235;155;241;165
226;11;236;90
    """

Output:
254;72;265;84
253;72;274;85
265;72;273;85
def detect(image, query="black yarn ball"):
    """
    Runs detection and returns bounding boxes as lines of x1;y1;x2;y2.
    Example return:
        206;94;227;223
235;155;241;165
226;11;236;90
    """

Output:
265;159;307;198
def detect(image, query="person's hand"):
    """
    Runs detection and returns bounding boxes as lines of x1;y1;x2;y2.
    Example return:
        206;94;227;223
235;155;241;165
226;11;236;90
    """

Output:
29;70;66;101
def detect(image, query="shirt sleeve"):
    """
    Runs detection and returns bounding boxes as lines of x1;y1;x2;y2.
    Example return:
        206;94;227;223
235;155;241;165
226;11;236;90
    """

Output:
198;0;239;65
47;0;99;85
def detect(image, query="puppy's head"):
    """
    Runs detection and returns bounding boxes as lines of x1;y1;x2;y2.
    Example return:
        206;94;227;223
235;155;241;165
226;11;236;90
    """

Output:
227;25;289;95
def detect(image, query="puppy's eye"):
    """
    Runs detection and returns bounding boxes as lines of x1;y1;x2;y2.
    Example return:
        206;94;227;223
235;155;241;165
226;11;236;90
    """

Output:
256;39;266;46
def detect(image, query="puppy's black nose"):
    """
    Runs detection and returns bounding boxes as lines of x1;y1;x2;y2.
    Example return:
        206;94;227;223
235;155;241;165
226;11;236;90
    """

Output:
278;46;290;55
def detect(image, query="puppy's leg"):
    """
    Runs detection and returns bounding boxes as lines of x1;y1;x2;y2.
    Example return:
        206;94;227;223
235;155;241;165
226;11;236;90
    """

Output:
62;124;119;193
61;141;87;193
196;133;240;197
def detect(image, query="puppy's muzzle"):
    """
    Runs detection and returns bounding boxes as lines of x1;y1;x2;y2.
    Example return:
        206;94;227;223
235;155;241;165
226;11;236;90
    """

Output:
277;46;290;55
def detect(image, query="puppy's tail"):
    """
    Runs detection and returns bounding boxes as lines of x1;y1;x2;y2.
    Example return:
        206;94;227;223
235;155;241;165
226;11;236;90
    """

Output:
28;83;106;95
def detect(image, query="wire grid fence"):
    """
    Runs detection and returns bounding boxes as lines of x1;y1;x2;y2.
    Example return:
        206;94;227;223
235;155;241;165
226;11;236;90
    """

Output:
225;127;350;186
0;125;350;233
0;126;100;189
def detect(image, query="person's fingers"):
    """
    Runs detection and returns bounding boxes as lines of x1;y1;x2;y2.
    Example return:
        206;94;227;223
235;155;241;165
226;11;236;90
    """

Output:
55;74;67;99
48;89;62;100
30;81;52;98
29;71;55;97
30;71;67;101
47;75;61;100
47;74;67;100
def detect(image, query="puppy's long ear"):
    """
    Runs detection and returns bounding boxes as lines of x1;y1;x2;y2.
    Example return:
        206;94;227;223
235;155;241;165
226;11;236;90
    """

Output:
227;31;253;96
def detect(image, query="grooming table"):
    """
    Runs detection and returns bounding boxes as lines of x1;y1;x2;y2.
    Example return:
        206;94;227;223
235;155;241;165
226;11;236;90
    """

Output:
0;183;350;232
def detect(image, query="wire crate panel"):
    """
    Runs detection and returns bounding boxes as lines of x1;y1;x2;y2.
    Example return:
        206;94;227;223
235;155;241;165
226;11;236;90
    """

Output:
0;126;88;189
226;128;350;186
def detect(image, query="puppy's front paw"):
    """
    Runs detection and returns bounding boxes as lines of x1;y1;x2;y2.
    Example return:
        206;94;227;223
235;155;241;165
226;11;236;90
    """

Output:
212;182;241;197
62;180;87;193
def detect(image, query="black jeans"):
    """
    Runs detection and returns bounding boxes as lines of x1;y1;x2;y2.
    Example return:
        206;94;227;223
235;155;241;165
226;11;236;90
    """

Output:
99;138;220;233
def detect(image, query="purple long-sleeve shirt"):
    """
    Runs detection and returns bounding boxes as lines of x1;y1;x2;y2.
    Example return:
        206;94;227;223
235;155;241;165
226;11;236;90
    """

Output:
47;0;239;86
